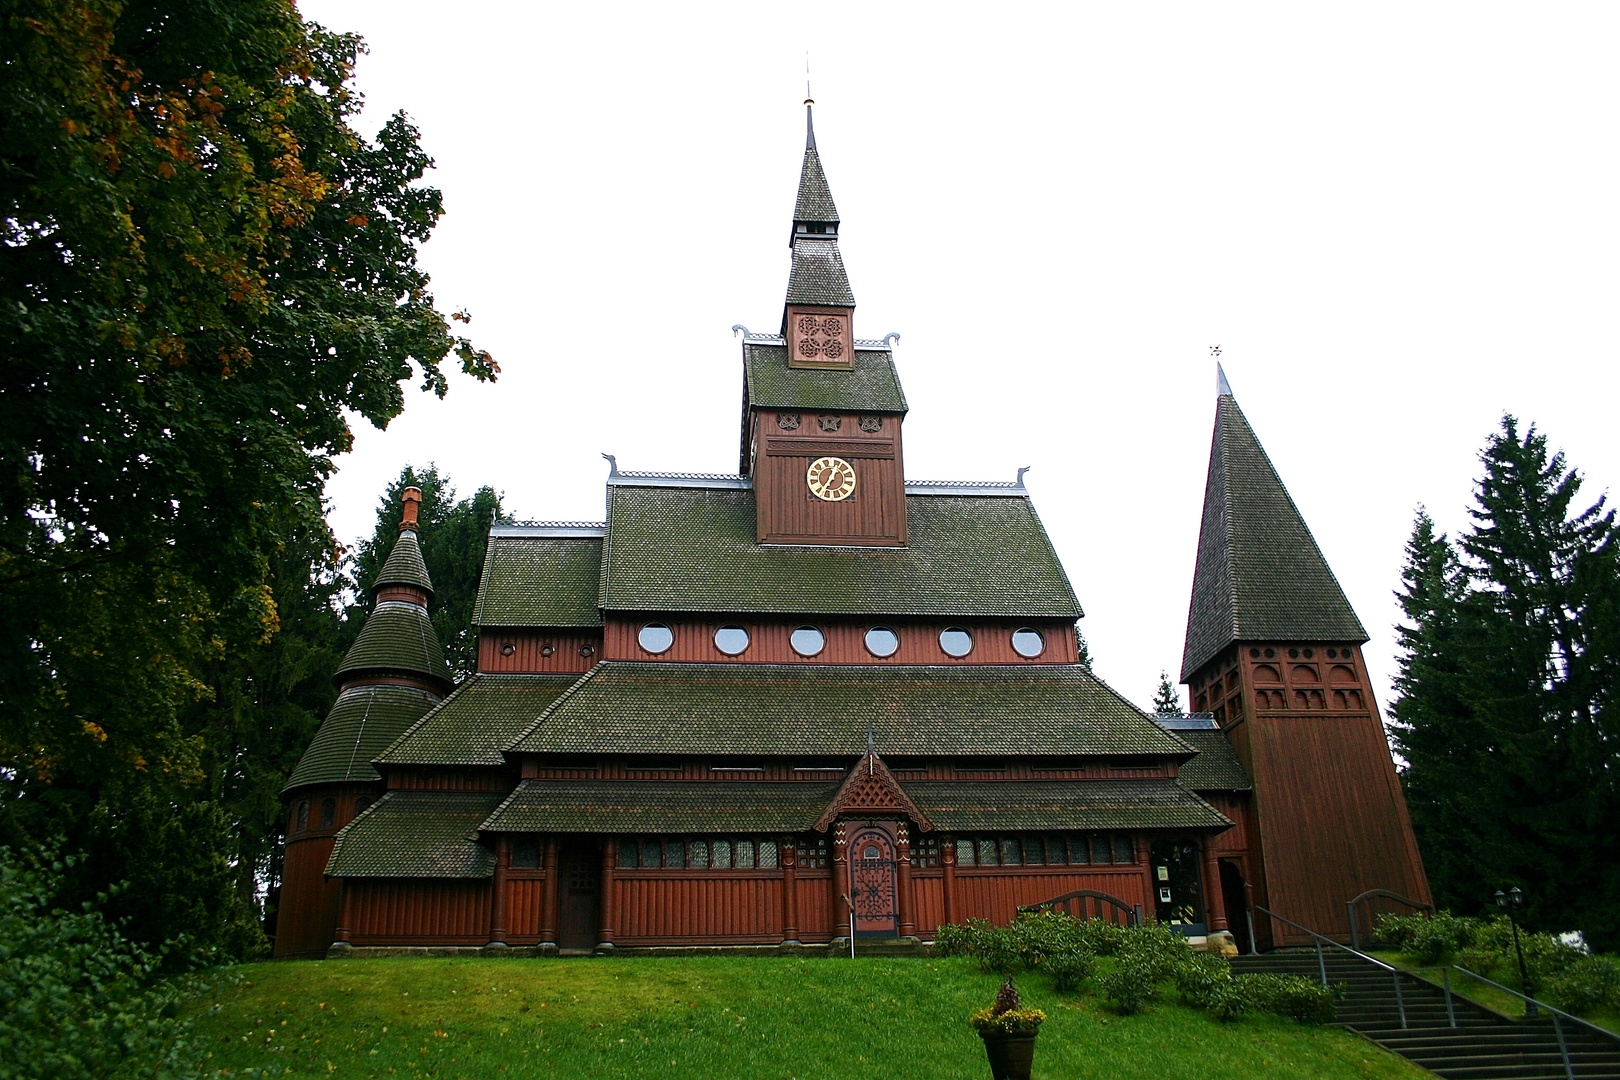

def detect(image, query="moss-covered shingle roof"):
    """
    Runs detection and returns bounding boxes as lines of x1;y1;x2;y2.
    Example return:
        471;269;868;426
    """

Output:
482;780;841;834
744;344;905;413
786;237;854;307
599;486;1079;618
326;792;501;878
1171;728;1252;791
508;662;1187;757
793;147;839;224
334;601;453;688
473;533;603;628
376;674;580;766
283;686;441;793
1181;395;1367;679
905;780;1232;832
372;530;434;597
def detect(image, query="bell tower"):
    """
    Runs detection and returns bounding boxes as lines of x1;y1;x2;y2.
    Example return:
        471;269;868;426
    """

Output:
737;101;908;547
1180;367;1429;944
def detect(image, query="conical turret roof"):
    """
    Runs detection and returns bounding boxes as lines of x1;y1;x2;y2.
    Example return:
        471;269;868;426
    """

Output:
1180;388;1366;680
794;147;840;225
335;601;453;690
784;103;853;308
372;529;434;599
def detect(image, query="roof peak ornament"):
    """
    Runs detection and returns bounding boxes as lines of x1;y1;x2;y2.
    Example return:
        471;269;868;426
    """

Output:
601;452;619;476
1215;361;1234;399
805;53;816;150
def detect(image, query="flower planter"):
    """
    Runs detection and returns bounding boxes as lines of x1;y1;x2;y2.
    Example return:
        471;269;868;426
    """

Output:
979;1029;1038;1080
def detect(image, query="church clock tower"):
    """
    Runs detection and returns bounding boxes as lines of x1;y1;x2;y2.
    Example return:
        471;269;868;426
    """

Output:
739;100;909;546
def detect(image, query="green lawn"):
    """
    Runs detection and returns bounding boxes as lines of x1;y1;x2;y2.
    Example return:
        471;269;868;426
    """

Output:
1370;950;1620;1035
189;955;1426;1079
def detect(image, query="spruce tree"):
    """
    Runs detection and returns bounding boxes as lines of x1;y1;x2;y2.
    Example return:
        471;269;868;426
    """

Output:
1390;418;1619;946
1152;670;1184;716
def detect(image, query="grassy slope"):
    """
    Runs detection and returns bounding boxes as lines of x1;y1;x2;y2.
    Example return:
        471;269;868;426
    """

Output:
190;956;1426;1079
1370;950;1620;1034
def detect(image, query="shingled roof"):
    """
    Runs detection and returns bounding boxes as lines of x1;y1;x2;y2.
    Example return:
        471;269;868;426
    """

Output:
326;791;501;878
473;532;603;628
904;780;1232;832
1168;728;1252;791
744;344;906;414
786;237;855;307
334;601;453;690
283;685;441;793
508;662;1188;758
376;674;579;766
599;486;1080;618
372;529;434;598
482;780;841;834
793;145;839;225
1181;392;1367;680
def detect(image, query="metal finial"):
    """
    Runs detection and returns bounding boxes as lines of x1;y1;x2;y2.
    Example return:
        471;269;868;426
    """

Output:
730;324;749;338
1016;466;1031;487
601;452;619;476
804;53;817;150
1215;362;1234;398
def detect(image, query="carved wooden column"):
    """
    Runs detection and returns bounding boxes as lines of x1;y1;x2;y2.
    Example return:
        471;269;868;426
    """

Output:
487;837;510;946
538;837;559;948
942;840;958;926
332;881;354;944
597;839;617;950
1203;841;1228;932
829;823;848;940
781;842;799;944
895;823;915;939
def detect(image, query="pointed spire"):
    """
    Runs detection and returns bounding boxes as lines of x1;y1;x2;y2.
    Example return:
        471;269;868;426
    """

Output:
1180;395;1367;680
784;97;854;321
805;96;817;151
371;491;435;600
1216;362;1233;398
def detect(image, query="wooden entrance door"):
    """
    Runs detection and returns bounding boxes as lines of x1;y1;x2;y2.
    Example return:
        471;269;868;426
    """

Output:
556;841;600;951
1149;840;1207;935
1219;859;1251;954
848;825;898;938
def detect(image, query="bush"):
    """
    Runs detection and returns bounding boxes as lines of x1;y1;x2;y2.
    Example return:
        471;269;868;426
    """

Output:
1375;911;1482;963
1458;916;1584;991
0;848;219;1080
1173;951;1234;1010
1096;923;1192;1014
1543;955;1620;1016
1248;974;1344;1024
1043;949;1094;994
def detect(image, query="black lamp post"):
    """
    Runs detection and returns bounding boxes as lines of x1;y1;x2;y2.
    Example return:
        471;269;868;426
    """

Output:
1494;887;1536;1017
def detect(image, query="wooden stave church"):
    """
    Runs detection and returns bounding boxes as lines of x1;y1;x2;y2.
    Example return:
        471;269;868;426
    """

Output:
272;103;1428;959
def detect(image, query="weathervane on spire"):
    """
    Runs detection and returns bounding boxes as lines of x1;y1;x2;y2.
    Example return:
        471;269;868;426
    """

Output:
804;52;817;150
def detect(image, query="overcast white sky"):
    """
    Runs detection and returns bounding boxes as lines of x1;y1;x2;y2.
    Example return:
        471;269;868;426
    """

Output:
301;1;1619;716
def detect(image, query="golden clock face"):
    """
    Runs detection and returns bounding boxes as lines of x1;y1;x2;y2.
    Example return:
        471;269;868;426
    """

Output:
806;456;857;502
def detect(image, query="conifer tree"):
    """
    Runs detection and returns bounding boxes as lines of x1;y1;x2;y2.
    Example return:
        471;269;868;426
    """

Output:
1152;670;1184;716
1390;418;1620;946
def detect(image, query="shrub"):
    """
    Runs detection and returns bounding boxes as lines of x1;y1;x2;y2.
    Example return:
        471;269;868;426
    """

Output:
1247;973;1344;1024
1043;949;1094;994
1096;924;1192;1014
1375;911;1482;964
1458;916;1584;991
1173;951;1234;1010
1098;952;1162;1014
1543;956;1620;1016
0;847;218;1080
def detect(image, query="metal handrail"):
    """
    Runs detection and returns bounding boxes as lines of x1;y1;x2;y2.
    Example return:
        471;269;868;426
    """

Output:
1345;889;1434;950
1441;963;1619;1079
1255;906;1413;1028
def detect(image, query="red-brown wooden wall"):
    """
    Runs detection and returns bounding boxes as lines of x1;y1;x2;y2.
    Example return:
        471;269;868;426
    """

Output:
600;618;1077;667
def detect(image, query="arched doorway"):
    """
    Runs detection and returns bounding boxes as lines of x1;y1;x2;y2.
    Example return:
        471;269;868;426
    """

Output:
1219;859;1252;954
847;825;898;937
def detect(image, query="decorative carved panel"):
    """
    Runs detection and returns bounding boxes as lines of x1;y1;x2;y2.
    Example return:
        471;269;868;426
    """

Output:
785;305;855;370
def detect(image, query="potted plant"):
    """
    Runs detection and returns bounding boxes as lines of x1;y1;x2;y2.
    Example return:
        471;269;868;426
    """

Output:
969;978;1045;1080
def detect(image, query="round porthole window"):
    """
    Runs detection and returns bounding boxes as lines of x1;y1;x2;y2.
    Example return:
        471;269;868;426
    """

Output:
638;623;674;654
864;626;900;658
714;626;750;656
939;627;974;657
1011;628;1046;658
791;626;825;657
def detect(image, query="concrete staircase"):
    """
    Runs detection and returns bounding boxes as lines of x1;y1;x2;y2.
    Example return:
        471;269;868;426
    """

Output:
1230;949;1620;1079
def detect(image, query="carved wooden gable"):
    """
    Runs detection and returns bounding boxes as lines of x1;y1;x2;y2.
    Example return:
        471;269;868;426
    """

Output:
815;751;932;831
